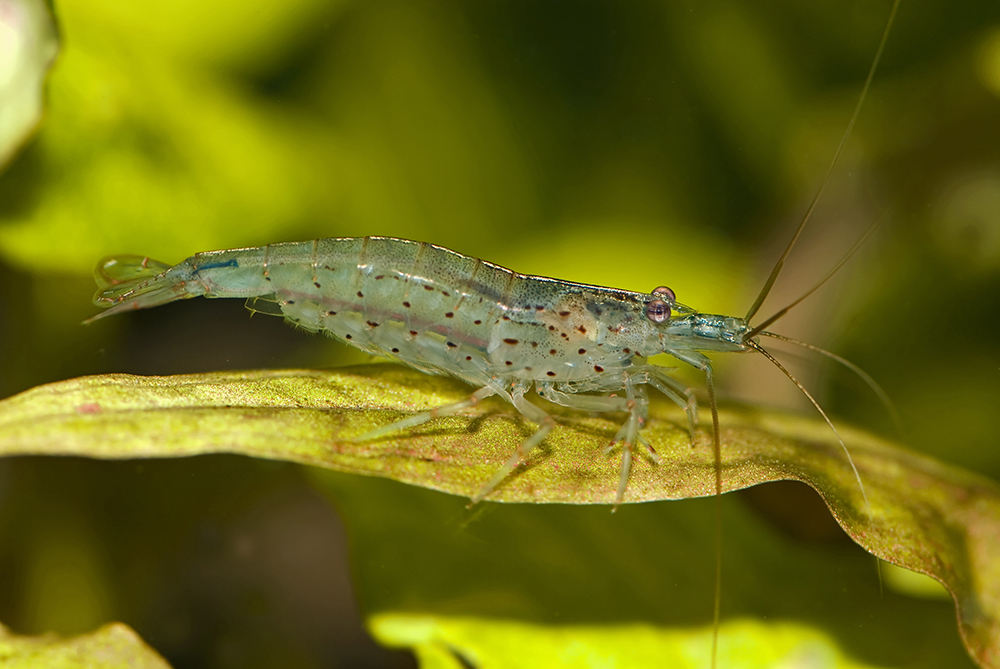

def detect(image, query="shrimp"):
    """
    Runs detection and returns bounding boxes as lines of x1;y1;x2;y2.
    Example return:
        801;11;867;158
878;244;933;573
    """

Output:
86;237;723;507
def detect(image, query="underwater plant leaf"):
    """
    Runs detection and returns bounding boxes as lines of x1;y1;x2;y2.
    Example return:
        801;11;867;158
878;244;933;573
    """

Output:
0;365;998;668
368;613;890;669
0;622;171;669
0;0;58;169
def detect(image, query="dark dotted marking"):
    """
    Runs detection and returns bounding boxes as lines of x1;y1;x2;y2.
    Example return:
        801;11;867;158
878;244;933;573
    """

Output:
577;326;587;334
503;338;519;345
356;291;364;298
345;334;353;339
465;356;472;361
326;310;337;316
442;291;450;297
367;321;379;328
578;348;586;355
391;348;399;353
314;282;321;288
531;342;538;348
409;330;418;336
403;301;411;308
535;306;545;312
547;371;556;377
549;349;557;355
558;311;570;317
594;365;604;373
548;325;555;331
447;341;457;348
445;312;454;318
502;316;510;321
423;285;435;291
505;361;513;366
374;275;385;280
561;333;569;339
623;347;631;354
474;320;482;325
323;265;334;271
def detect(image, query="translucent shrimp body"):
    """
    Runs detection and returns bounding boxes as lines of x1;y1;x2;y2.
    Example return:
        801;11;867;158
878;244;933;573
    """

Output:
88;236;753;506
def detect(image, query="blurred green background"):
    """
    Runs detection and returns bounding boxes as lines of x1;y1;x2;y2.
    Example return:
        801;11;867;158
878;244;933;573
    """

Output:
1;0;999;667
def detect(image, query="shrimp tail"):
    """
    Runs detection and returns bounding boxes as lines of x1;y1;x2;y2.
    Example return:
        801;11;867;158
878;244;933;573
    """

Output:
85;255;197;323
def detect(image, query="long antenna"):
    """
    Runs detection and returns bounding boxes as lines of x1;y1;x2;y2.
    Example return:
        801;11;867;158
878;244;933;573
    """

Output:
705;366;722;669
746;340;869;507
756;331;903;434
744;0;901;323
744;214;885;340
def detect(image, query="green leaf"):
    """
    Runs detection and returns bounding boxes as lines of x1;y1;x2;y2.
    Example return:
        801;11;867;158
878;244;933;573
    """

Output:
0;0;58;168
0;622;170;669
0;365;998;667
368;613;889;669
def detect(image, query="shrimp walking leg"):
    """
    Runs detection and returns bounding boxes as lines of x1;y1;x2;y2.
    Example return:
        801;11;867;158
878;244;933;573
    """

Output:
352;385;499;442
630;366;700;445
469;380;556;505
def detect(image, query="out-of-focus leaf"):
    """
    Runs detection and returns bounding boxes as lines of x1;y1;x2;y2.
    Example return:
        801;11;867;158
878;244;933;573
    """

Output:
0;622;171;669
313;470;972;669
0;0;342;272
369;613;889;669
0;0;58;168
0;365;998;667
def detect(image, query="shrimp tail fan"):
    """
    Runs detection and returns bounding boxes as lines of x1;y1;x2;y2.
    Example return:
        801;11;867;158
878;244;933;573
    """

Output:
85;255;191;323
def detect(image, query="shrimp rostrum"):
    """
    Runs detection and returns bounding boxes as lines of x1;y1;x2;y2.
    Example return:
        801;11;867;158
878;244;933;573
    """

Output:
86;236;774;507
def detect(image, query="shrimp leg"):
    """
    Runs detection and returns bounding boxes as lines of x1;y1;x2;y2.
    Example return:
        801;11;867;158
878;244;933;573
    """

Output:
540;378;653;508
469;379;556;505
351;385;499;442
613;366;700;445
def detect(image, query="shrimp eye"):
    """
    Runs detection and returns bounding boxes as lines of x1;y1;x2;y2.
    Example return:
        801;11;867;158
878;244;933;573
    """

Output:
646;299;671;323
652;285;675;302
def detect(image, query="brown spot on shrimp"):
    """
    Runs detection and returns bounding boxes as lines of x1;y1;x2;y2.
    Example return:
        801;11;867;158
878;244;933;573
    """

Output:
503;338;519;345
